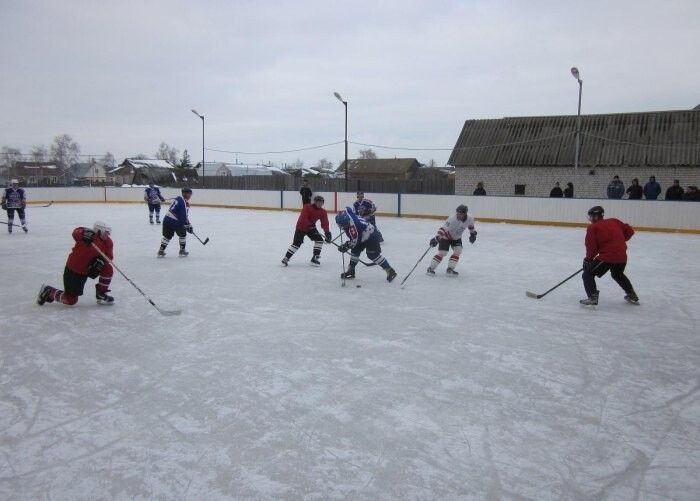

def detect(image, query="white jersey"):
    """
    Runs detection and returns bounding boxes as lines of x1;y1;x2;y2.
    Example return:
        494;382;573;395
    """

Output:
438;213;475;241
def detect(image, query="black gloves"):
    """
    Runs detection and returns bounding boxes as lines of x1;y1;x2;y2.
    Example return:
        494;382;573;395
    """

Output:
159;196;165;202
429;236;439;247
82;228;95;244
185;224;193;234
582;258;592;273
469;231;477;244
1;201;6;210
337;242;351;253
88;257;105;278
325;232;332;243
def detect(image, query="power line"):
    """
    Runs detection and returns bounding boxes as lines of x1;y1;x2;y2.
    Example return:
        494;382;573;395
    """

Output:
206;140;344;156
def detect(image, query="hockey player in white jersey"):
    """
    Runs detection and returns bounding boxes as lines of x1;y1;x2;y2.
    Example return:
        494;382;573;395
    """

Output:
427;204;477;276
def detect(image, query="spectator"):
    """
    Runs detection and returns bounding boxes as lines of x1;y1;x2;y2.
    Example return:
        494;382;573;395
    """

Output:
665;180;684;200
563;182;574;198
299;179;312;205
473;182;486;196
626;178;643;199
643;176;661;200
683;186;700;201
606;175;625;199
549;182;563;198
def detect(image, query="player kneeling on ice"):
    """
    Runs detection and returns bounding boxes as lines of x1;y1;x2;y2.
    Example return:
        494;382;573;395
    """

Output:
427;204;477;276
580;206;639;306
37;221;115;306
158;187;193;258
281;195;331;267
335;208;397;282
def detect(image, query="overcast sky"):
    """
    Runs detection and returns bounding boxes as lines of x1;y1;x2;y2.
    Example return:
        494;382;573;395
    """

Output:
1;0;699;168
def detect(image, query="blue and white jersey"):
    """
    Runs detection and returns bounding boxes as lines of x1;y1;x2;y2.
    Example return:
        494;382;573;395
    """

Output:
352;198;377;223
2;187;26;209
341;206;376;248
163;196;189;227
144;186;164;204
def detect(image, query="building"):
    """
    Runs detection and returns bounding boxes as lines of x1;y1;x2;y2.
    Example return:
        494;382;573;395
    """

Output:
5;162;69;186
109;159;198;186
449;109;700;198
336;158;422;180
70;161;110;185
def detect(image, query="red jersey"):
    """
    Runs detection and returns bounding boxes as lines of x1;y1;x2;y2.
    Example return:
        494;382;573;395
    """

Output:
295;203;330;233
65;227;114;275
585;217;634;263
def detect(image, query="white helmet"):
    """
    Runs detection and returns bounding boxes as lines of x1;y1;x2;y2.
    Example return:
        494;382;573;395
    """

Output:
11;179;19;185
93;221;112;238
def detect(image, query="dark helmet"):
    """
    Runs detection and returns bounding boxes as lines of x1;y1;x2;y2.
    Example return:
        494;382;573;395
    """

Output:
456;204;468;214
588;206;604;217
313;195;325;203
149;179;155;185
181;187;193;194
335;212;350;227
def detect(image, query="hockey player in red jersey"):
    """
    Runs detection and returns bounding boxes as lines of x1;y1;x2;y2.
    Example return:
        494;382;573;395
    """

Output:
37;221;115;306
427;204;477;276
281;195;331;266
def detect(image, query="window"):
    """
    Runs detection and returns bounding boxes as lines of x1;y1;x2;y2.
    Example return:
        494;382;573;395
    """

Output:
514;184;526;195
29;176;36;184
51;177;58;184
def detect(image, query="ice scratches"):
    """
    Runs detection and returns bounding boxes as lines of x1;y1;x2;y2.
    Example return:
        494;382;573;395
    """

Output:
591;447;651;499
481;425;504;499
625;377;700;417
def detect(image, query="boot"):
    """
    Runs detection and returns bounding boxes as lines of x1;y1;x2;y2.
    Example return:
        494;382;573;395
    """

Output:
426;267;435;276
385;267;397;282
446;268;459;276
340;268;356;279
281;257;289;266
310;255;321;266
579;292;599;306
37;284;54;305
96;286;114;305
624;290;639;305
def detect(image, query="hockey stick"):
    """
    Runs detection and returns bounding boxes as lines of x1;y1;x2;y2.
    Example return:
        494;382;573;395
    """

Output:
525;262;602;299
340;232;346;287
399;245;433;288
0;221;23;228
90;243;181;316
191;230;209;245
329;240;376;266
29;201;54;208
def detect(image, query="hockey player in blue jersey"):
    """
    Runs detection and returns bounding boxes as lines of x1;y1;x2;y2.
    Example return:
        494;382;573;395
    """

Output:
2;179;28;233
353;191;383;242
157;187;193;257
144;180;166;224
335;207;397;282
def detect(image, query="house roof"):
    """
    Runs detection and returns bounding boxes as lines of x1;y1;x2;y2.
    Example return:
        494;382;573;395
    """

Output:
204;162;290;177
449;109;700;168
119;158;175;169
337;158;420;174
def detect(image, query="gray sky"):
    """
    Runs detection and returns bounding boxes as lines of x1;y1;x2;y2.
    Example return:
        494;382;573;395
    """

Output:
2;0;699;168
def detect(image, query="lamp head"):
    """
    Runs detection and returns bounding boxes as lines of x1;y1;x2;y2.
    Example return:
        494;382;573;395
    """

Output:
570;67;580;81
191;109;203;118
334;92;346;104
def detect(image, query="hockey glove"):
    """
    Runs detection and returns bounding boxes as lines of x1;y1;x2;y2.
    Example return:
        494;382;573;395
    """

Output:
429;236;440;247
337;242;351;253
82;228;95;244
87;257;105;279
159;196;165;202
582;258;592;273
185;224;193;234
324;231;332;243
469;231;477;244
1;202;6;210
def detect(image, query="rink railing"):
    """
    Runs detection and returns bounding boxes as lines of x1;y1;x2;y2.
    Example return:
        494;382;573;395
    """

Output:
23;187;700;234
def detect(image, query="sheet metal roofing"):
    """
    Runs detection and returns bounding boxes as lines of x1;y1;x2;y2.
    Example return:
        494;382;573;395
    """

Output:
449;110;700;168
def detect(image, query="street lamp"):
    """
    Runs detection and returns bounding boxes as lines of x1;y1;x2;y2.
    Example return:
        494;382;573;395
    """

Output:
333;92;348;192
570;67;582;170
191;109;205;187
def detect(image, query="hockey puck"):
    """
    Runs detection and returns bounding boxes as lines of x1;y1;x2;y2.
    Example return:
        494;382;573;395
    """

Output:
356;285;361;288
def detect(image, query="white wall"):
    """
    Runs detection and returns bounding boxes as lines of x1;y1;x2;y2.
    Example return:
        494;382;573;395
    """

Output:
23;187;700;233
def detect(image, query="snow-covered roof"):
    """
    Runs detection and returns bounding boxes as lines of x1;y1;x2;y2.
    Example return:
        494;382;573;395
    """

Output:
122;158;175;169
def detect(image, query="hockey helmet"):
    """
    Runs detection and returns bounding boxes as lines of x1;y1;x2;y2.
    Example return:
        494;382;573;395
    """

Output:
11;179;19;185
335;212;351;228
313;195;325;203
456;204;468;214
148;179;155;186
181;187;193;195
93;220;112;238
587;206;604;217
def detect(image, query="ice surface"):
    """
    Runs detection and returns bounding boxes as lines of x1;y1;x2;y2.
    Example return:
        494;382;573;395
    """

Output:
1;204;699;499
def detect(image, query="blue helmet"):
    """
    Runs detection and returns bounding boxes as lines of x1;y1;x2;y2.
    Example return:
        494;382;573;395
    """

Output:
335;212;350;227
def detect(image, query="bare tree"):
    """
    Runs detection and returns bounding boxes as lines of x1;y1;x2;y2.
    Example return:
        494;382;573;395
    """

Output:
30;145;48;162
155;142;179;166
427;159;437;168
50;134;81;168
133;153;149;160
317;158;333;170
290;158;304;169
1;146;23;170
359;148;377;159
179;149;192;169
101;152;115;168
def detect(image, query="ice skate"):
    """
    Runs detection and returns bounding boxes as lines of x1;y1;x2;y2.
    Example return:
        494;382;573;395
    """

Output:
157;249;166;258
179;249;189;257
281;257;289;266
22;225;28;233
95;287;114;305
426;267;435;276
446;268;459;277
149;217;154;225
156;217;161;224
37;284;54;305
385;267;397;282
579;292;599;306
310;255;321;266
624;291;640;305
340;268;356;279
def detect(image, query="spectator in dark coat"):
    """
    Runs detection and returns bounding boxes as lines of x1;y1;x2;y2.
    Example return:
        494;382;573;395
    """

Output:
549;182;563;198
473;182;486;196
299;180;312;205
607;176;624;199
626;178;643;199
683;186;700;201
665;180;684;200
643;176;661;200
564;182;574;198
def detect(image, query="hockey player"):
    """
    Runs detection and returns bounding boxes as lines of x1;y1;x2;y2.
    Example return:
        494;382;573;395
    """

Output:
158;187;193;257
427;204;477;276
282;194;331;266
37;221;115;306
144;180;166;224
580;206;639;306
335;207;397;282
2;179;28;233
353;191;383;242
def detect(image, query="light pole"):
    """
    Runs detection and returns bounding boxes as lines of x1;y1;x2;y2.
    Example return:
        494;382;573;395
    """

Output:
570;67;582;170
334;92;348;192
191;109;205;187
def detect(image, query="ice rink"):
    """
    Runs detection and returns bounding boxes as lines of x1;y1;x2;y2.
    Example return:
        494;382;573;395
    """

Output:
1;202;699;500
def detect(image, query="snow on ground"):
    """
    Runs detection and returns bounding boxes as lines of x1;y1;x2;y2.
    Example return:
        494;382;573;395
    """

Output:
1;203;699;500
